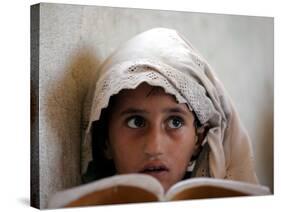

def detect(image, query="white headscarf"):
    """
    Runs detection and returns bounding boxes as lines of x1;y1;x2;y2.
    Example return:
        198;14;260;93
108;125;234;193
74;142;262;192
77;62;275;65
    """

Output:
82;28;258;184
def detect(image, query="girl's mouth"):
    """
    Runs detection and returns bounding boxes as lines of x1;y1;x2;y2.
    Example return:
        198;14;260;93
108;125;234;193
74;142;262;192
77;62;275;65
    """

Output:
141;166;168;173
139;163;170;179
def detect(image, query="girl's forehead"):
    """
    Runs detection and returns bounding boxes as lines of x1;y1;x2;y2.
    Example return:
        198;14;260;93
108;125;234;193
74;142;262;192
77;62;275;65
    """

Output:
110;82;193;116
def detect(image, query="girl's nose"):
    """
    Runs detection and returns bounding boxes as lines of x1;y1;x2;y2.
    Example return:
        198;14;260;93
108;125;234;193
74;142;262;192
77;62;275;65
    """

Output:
143;125;165;158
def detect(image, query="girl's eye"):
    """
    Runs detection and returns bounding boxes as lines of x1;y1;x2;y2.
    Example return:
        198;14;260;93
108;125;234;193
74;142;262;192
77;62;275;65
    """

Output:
127;116;145;128
167;117;184;129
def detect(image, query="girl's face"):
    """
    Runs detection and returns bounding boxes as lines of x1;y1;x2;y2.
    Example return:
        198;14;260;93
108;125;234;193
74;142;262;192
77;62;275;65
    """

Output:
107;83;198;191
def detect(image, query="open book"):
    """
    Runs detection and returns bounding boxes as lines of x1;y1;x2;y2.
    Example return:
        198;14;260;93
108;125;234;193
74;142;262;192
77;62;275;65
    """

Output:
48;174;271;209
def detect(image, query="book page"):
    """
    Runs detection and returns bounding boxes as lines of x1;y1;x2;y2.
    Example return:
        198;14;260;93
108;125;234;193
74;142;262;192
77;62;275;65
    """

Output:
165;178;271;201
65;185;159;207
48;174;164;208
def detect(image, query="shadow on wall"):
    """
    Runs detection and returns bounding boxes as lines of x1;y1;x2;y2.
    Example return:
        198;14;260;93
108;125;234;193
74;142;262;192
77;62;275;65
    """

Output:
43;48;101;207
255;106;274;193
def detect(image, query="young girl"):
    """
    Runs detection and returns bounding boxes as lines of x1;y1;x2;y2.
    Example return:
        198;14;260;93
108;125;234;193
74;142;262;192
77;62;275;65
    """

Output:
81;28;259;192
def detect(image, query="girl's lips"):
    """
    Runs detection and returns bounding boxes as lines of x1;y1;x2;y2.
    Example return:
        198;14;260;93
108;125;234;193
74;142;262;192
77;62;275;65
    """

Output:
139;162;170;175
140;161;169;172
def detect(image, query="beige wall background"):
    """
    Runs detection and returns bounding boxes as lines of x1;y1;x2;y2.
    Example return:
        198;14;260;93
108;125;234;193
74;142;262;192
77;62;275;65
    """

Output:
35;3;273;208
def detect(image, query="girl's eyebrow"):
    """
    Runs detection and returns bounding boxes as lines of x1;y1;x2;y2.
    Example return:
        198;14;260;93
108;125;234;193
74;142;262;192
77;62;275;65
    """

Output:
162;107;190;116
120;108;148;116
119;107;190;116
